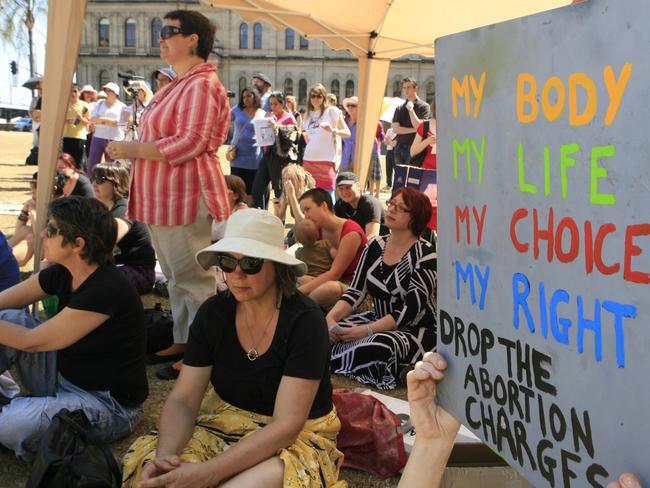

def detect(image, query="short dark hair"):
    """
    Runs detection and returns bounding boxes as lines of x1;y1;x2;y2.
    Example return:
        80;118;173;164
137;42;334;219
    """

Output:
92;163;130;203
402;77;418;88
238;86;261;110
273;262;298;298
164;10;216;61
392;187;432;236
47;196;116;266
268;91;286;107
299;188;333;212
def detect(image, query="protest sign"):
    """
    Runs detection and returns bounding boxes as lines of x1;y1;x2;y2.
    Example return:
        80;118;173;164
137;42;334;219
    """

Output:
436;0;649;486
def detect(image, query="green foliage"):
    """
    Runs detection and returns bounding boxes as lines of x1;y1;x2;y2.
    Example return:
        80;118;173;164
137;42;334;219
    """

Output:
0;0;46;54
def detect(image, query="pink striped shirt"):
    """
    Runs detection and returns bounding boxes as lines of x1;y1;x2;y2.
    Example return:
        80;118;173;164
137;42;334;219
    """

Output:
128;62;231;225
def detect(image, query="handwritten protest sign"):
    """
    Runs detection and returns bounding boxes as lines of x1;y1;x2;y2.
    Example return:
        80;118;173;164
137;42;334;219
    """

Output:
436;0;649;485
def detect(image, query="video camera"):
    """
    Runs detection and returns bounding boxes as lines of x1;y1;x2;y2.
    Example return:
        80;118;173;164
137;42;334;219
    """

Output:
118;72;146;97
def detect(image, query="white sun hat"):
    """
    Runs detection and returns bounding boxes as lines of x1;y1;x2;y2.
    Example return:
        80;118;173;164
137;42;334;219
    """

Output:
196;208;307;276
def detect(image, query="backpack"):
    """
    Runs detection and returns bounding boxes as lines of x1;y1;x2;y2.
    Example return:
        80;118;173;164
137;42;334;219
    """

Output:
26;409;122;488
332;389;407;478
409;120;430;167
144;302;174;354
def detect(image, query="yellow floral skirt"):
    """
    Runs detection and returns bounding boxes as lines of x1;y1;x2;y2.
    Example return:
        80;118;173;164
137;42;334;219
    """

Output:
122;389;347;487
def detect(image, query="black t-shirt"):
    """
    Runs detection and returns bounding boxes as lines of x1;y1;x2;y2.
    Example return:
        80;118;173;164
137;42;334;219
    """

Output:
334;194;385;231
71;175;94;198
111;200;156;267
392;97;431;146
184;292;333;419
38;264;148;407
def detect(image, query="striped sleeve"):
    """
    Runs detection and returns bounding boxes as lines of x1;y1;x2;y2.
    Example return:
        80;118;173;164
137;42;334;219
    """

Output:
155;77;221;166
340;237;382;308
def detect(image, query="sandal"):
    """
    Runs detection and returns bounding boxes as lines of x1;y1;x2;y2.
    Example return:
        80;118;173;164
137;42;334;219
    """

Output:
155;364;180;381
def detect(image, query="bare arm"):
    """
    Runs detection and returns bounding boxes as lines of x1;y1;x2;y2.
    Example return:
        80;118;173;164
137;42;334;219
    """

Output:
398;353;460;488
0;306;108;352
391;122;416;136
365;221;380;239
106;140;165;161
140;376;320;487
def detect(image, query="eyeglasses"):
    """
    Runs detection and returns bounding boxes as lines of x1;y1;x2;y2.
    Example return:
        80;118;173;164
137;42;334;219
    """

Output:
386;200;410;213
159;25;188;40
215;255;265;275
310;94;323;99
346;104;358;108
91;175;111;185
46;222;60;238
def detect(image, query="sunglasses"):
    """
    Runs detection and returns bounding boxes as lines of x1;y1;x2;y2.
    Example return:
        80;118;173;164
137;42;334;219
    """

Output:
91;175;111;185
386;200;410;213
215;255;265;274
46;222;60;238
159;25;189;40
310;94;323;99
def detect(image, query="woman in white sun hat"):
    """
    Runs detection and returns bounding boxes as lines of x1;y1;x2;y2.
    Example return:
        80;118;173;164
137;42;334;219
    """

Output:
122;208;345;488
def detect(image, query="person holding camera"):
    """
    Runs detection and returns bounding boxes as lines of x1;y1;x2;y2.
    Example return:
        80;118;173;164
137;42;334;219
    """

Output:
106;10;231;380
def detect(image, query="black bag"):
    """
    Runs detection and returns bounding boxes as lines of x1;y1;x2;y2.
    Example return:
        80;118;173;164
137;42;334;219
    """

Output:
409;120;430;167
26;409;122;488
144;302;174;354
25;146;39;166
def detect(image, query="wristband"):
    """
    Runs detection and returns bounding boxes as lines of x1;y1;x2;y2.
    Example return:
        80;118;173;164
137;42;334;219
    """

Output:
365;324;373;337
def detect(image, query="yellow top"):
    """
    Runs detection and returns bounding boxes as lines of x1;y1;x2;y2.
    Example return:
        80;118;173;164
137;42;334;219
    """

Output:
62;100;90;139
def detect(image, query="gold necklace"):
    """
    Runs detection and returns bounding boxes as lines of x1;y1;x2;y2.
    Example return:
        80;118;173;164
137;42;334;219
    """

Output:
242;305;277;361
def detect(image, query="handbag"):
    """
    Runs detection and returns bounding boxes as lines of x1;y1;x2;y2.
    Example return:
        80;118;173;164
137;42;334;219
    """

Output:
409;119;430;167
26;409;122;488
332;389;407;478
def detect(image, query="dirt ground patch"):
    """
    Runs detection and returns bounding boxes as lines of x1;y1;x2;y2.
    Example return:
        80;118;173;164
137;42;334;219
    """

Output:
0;131;402;487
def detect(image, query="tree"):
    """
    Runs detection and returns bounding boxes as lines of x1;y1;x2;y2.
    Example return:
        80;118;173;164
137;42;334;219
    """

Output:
0;0;47;78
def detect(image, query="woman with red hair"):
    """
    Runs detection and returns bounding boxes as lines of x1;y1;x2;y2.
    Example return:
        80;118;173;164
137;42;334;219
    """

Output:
56;153;94;198
326;187;437;390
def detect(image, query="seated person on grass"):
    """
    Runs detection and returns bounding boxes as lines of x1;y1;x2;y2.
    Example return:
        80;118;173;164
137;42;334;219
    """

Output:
122;209;345;488
333;171;385;239
0;196;148;461
326;188;437;390
297;188;367;309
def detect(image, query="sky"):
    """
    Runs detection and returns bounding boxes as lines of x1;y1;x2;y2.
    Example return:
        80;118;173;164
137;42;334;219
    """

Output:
1;9;47;108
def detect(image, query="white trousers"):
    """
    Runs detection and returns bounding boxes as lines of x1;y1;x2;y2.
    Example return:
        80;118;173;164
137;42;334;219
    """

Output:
148;200;215;344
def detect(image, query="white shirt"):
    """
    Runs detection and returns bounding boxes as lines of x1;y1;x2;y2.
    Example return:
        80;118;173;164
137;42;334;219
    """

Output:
303;106;342;165
91;99;127;141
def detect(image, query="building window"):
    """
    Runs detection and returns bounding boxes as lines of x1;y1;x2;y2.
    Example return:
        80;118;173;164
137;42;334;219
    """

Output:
98;69;110;89
299;36;308;50
239;76;247;94
426;80;435;106
330;80;340;100
253;23;262;49
151;18;162;47
392;80;401;97
298;79;307;105
345;80;354;98
99;18;110;47
239;23;248;49
125;18;136;47
285;28;295;50
284;78;293;95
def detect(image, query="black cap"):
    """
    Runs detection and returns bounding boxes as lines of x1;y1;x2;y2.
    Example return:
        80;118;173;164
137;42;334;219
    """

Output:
336;172;358;186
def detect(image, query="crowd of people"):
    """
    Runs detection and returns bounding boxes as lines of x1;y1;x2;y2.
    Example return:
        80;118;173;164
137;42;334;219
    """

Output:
0;7;641;488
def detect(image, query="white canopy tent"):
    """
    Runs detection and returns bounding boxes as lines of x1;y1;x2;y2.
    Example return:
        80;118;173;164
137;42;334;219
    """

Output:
202;0;571;187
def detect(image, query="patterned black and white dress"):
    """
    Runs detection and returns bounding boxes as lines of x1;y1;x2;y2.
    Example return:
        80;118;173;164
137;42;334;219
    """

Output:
330;235;437;389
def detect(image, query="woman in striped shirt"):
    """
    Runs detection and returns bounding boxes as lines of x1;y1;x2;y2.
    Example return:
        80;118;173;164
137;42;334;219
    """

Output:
326;187;437;390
